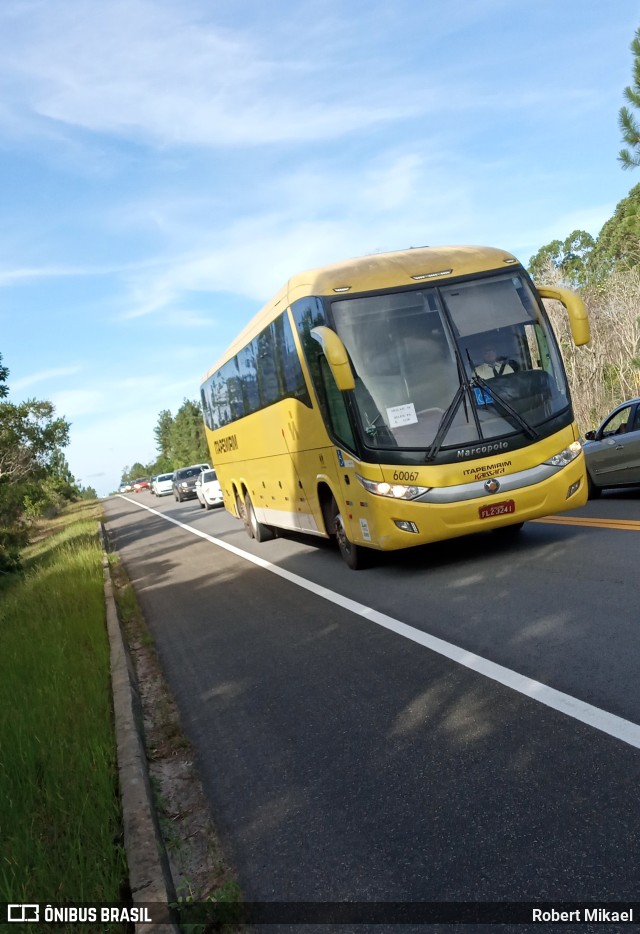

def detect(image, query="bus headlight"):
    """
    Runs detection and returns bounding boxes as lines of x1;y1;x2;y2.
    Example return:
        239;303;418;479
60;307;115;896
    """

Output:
356;473;430;500
543;441;582;468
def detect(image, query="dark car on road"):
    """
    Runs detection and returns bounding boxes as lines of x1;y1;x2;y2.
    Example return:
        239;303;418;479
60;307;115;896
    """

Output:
172;464;210;502
583;398;640;497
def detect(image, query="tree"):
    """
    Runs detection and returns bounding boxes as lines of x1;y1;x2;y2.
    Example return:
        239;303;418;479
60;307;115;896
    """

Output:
528;230;595;288
169;399;210;466
23;449;78;518
121;462;149;484
589;183;640;278
0;353;72;571
619;27;640;169
154;409;174;464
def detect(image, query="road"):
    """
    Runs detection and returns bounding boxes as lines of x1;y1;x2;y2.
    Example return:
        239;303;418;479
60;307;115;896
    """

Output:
103;490;640;931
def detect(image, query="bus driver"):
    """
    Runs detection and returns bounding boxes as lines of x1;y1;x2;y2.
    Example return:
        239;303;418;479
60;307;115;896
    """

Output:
474;345;514;380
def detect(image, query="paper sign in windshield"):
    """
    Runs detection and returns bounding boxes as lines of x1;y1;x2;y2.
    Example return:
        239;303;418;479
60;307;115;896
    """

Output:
387;403;418;428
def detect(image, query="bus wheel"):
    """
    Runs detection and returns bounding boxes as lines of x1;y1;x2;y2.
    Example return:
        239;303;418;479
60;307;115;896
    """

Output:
236;494;253;538
332;505;369;570
246;494;275;543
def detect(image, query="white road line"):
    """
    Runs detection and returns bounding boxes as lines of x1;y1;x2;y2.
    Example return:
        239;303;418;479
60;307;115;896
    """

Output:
118;495;640;751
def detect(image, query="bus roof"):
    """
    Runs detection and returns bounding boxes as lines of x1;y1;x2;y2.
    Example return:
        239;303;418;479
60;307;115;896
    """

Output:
201;245;519;381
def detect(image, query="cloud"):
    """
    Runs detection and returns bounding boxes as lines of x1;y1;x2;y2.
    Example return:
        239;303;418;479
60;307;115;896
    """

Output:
10;365;83;392
0;0;424;149
0;259;160;287
113;147;476;319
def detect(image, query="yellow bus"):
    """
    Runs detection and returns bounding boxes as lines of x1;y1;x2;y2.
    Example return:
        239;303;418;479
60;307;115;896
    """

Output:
200;246;590;569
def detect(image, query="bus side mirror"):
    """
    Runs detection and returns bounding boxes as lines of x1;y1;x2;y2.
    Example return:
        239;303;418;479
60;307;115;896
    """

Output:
537;286;591;347
310;326;356;391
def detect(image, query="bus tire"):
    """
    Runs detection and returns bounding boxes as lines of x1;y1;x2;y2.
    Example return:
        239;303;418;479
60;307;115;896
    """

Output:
237;493;253;537
246;494;275;543
331;502;369;570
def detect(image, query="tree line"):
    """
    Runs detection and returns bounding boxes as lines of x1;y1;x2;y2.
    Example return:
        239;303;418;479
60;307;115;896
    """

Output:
0;353;96;573
527;27;640;431
118;399;210;486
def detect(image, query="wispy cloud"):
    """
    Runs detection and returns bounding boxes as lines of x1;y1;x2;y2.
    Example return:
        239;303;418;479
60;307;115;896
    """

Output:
0;0;426;149
115;149;473;318
0;259;163;287
11;365;83;391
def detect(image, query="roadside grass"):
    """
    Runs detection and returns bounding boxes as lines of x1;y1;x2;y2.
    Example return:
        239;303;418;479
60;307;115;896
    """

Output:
0;502;127;916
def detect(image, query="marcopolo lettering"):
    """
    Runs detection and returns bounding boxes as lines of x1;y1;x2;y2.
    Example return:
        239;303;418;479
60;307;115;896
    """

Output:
457;441;509;458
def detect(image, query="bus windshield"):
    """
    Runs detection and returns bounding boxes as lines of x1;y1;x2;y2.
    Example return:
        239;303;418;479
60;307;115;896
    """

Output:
330;273;569;451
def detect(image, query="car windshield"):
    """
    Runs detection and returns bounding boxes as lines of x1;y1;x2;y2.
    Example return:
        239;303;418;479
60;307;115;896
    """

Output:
330;273;569;451
176;467;203;479
201;470;217;482
158;473;173;481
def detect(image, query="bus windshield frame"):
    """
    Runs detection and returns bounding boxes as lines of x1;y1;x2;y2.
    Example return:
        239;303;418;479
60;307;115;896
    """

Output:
327;270;570;458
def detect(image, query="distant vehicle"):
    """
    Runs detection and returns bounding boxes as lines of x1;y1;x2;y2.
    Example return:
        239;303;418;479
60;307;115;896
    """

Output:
119;484;130;493
153;472;175;496
149;475;158;494
172;464;210;502
133;478;150;492
195;468;224;510
582;398;640;497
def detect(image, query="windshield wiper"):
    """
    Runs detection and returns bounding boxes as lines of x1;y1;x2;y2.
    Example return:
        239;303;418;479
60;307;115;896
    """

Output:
425;363;539;463
425;384;467;462
470;372;539;440
425;354;485;462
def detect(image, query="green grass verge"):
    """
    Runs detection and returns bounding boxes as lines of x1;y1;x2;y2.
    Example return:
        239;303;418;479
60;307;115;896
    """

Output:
0;502;128;910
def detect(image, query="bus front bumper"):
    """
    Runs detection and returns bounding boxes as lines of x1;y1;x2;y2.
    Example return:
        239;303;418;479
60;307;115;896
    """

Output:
360;455;588;551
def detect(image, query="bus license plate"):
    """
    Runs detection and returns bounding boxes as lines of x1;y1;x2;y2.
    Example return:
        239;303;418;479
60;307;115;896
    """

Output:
479;500;516;519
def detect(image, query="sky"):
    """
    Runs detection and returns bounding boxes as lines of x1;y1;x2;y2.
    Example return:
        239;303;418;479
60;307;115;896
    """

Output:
1;0;639;496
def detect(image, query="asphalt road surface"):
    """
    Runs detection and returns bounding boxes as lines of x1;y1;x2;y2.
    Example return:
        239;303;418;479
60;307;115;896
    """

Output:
104;489;640;932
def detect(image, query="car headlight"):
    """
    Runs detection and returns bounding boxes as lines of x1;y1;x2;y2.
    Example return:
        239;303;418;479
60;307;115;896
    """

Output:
181;482;189;488
543;441;582;468
356;473;430;500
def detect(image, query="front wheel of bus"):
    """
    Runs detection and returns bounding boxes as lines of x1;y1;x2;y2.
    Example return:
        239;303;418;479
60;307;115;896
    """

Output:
246;494;275;543
333;506;369;570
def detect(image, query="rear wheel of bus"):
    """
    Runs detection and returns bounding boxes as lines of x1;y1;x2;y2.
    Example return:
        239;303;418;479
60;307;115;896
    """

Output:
245;493;275;543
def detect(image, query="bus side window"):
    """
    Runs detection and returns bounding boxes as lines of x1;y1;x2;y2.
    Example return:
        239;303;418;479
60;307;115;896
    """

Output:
319;356;356;453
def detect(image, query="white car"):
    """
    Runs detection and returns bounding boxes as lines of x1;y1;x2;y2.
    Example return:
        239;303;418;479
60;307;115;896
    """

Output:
153;472;175;496
195;468;224;509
